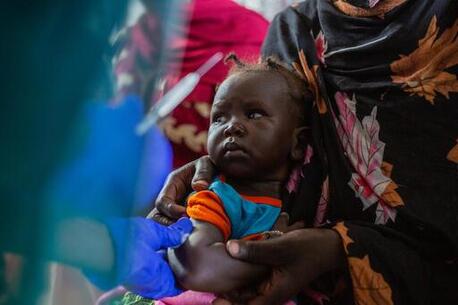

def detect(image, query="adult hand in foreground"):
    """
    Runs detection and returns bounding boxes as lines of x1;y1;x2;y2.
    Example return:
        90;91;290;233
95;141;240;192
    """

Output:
148;156;216;225
213;229;345;305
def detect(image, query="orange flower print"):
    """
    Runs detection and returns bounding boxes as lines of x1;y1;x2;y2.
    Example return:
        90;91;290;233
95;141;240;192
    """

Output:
292;50;327;114
333;223;394;305
390;16;458;104
447;139;458;164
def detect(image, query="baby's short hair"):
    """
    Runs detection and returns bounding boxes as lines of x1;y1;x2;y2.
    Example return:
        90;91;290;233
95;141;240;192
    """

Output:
224;53;313;126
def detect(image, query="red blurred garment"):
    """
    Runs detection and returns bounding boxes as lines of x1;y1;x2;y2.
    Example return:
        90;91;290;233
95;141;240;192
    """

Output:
115;0;268;168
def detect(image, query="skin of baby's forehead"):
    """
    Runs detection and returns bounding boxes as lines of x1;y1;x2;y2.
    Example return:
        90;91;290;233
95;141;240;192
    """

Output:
213;70;293;108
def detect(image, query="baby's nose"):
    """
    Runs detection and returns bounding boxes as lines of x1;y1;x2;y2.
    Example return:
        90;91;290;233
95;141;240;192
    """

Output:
223;121;246;137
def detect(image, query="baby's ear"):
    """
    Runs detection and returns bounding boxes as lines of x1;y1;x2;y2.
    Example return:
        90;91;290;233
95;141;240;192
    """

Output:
290;126;310;161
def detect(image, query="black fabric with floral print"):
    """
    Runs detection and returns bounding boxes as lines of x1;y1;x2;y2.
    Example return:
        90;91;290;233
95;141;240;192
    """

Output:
263;0;458;304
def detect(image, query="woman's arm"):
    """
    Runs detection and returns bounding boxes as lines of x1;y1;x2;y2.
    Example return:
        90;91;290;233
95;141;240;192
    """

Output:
167;220;269;294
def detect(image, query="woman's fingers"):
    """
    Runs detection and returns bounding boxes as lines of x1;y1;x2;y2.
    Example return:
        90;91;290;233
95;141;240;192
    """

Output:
154;196;187;220
272;212;289;232
147;208;174;225
150;156;214;221
272;213;305;233
191;155;215;191
152;160;198;219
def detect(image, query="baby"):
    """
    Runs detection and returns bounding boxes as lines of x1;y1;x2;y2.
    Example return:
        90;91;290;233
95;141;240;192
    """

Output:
163;54;312;305
122;54;312;305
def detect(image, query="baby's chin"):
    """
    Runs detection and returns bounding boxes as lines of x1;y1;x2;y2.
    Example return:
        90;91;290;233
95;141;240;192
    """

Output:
219;162;259;180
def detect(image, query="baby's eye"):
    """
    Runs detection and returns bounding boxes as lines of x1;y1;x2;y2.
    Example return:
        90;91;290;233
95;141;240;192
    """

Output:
211;113;226;124
247;110;265;120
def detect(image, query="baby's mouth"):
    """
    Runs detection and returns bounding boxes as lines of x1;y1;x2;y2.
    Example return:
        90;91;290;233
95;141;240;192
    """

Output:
223;140;247;157
224;141;242;151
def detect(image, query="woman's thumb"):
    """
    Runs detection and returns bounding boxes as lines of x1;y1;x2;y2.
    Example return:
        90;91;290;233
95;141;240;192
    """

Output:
226;239;286;266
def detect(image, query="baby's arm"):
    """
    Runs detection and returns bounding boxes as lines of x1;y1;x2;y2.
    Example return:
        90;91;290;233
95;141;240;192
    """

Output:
167;219;269;294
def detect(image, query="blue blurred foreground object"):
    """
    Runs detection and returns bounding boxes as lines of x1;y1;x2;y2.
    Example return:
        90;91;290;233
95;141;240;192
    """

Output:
0;0;186;304
46;95;172;218
87;217;193;299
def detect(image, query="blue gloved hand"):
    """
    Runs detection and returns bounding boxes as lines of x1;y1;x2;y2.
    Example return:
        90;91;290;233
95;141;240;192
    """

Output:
87;217;193;299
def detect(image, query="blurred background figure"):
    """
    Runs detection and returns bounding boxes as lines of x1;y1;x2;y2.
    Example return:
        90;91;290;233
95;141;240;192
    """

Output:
113;0;269;169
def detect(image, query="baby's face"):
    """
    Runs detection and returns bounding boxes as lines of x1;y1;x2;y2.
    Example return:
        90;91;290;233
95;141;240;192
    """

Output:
207;71;299;180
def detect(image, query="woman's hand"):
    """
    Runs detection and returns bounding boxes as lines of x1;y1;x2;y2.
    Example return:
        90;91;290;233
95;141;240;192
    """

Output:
148;156;216;225
213;228;345;305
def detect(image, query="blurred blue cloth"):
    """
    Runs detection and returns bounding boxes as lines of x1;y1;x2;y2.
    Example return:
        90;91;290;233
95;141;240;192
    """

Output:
46;95;172;218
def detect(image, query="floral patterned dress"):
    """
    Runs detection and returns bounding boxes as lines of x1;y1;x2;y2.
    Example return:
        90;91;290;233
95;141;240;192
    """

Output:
263;0;458;304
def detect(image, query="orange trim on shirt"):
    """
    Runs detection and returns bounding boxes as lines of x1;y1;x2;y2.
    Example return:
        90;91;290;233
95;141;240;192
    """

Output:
242;233;266;241
240;195;282;208
186;190;231;240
